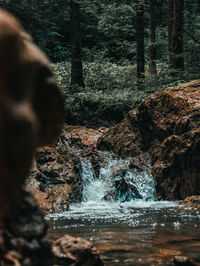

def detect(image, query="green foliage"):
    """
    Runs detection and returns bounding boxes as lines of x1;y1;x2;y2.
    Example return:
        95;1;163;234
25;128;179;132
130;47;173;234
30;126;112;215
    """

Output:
184;2;200;77
52;45;71;61
1;0;70;62
97;3;136;61
2;0;200;127
51;60;140;127
51;59;182;127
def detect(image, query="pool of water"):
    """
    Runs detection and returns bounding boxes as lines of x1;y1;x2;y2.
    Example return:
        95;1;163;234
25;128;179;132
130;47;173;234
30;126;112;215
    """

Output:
46;148;200;265
47;200;200;265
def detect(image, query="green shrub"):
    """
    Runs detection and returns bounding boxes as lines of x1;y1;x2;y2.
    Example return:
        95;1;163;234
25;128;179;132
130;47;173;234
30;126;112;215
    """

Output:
52;59;185;127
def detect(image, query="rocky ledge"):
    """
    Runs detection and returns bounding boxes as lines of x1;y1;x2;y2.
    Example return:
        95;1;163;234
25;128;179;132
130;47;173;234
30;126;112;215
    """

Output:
26;144;82;215
25;124;108;214
26;80;200;203
97;80;200;200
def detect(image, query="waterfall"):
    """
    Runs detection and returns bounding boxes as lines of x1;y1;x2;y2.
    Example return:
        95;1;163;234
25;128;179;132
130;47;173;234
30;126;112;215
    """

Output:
46;138;199;266
47;150;178;226
61;131;157;204
81;152;156;203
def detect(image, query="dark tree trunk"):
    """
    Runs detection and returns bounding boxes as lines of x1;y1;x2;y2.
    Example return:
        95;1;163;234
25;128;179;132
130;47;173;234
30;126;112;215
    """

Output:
136;0;145;81
70;0;84;87
148;0;157;75
168;0;184;75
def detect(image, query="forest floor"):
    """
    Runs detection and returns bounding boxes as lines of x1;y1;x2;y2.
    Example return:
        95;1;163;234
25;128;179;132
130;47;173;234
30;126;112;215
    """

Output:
52;61;173;128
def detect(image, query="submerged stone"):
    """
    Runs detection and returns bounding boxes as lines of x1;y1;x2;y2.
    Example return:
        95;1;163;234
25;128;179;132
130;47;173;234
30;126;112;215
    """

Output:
52;234;104;266
104;169;143;202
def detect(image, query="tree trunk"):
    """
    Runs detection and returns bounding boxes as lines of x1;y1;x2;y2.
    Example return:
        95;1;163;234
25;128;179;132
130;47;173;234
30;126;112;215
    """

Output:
136;0;145;82
148;0;157;75
70;0;84;88
168;0;184;75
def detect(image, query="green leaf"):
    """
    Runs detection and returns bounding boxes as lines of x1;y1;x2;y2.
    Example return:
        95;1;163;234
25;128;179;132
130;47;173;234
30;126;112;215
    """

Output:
50;32;64;38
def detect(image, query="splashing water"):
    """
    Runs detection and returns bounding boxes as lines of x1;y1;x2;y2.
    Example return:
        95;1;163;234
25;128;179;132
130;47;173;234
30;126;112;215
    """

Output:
81;154;156;203
48;151;178;224
47;151;200;265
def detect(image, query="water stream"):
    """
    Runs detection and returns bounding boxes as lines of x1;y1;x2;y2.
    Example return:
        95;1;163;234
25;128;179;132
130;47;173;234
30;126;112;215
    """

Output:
47;151;200;265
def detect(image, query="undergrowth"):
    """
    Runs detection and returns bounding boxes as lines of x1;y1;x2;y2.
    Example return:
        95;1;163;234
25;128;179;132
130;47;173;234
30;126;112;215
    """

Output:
51;59;199;128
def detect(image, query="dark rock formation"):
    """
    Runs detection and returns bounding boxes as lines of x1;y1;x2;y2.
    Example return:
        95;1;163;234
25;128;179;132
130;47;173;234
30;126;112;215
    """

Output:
26;141;82;214
59;125;108;178
59;124;108;151
26;145;82;215
148;82;200;200
97;110;142;158
26;124;108;214
181;195;200;210
174;256;199;265
104;169;142;201
152;129;200;200
52;234;104;266
26;142;82;214
0;191;53;265
0;191;104;266
98;80;200;200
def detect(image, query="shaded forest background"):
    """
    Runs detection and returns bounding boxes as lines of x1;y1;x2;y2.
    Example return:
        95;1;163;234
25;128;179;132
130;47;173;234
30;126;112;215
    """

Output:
1;0;200;127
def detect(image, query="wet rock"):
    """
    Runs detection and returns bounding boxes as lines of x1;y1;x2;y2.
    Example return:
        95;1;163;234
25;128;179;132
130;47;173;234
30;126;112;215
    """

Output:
97;110;142;158
80;147;104;178
7;191;47;239
52;234;104;266
26;124;107;214
60;124;108;149
0;191;104;266
152;129;200;200
97;80;200;200
26;145;82;215
181;195;200;210
104;169;142;202
139;81;200;200
174;256;199;265
59;125;107;178
0;190;53;266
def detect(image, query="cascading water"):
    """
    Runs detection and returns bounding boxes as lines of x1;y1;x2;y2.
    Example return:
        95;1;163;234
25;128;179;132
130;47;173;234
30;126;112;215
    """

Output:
81;153;156;203
47;150;178;225
47;148;200;265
